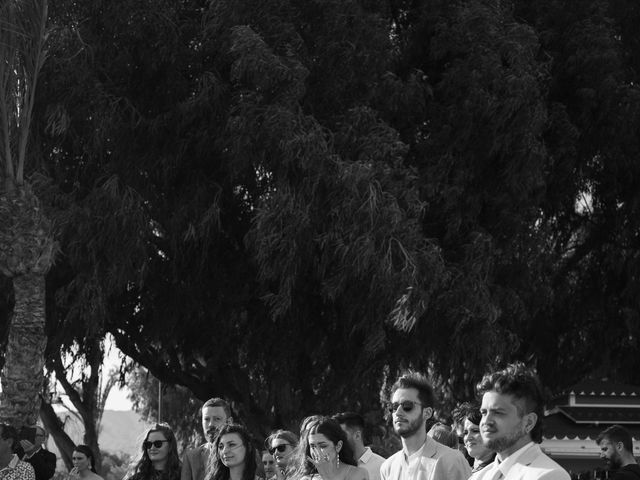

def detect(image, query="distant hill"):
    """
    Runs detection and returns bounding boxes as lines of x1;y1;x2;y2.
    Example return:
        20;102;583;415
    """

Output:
99;410;152;457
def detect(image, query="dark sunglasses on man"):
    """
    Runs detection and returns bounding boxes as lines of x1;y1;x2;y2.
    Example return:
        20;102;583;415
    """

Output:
388;400;423;414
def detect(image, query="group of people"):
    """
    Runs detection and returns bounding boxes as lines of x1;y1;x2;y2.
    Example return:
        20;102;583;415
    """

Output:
0;363;637;480
0;425;100;480
172;363;637;480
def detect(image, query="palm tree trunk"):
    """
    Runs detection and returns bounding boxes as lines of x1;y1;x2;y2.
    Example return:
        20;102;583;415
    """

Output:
0;272;47;426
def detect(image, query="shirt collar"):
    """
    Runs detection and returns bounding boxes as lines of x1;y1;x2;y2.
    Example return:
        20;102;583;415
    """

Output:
496;442;535;476
359;447;374;463
403;437;429;463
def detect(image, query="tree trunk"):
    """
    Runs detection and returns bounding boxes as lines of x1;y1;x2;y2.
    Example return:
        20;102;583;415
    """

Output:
0;272;47;426
40;400;76;470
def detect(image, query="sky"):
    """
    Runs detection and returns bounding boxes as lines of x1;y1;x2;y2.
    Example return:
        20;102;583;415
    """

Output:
102;336;133;411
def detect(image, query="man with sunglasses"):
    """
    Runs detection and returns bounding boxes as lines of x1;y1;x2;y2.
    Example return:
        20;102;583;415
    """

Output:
474;363;569;480
381;371;471;480
181;397;234;480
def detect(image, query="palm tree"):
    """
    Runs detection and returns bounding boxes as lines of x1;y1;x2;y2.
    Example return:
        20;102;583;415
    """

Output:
0;0;56;426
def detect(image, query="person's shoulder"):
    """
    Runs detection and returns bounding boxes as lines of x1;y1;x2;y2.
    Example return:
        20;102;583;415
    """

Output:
470;465;495;480
370;451;385;463
42;449;56;460
524;449;570;480
346;465;369;480
433;443;462;458
613;465;640;480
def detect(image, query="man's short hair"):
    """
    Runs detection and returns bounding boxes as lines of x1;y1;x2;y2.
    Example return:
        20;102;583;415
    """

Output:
476;362;545;443
452;401;482;426
596;425;633;453
428;423;459;449
202;397;232;418
391;370;436;408
332;412;365;431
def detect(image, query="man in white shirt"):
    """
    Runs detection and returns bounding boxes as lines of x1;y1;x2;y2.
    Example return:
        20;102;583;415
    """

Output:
380;371;471;480
334;412;386;480
473;363;570;480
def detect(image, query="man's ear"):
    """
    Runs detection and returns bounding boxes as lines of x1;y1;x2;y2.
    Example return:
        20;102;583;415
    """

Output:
423;407;434;422
524;412;538;434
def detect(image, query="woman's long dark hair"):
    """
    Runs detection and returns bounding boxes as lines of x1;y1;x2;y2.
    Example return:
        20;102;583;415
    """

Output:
74;445;98;473
292;416;357;477
131;423;181;480
206;424;257;480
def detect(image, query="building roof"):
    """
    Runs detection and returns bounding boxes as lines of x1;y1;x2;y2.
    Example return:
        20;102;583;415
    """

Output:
544;410;640;440
557;406;640;424
556;380;640;398
544;380;640;441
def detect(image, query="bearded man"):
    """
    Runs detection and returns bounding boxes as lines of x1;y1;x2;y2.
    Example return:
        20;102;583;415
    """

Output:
380;371;470;480
473;363;569;480
596;425;640;480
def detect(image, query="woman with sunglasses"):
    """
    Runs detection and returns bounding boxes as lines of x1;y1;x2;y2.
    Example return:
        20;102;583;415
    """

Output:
291;417;367;480
265;430;298;480
127;423;181;480
69;445;103;480
205;424;258;480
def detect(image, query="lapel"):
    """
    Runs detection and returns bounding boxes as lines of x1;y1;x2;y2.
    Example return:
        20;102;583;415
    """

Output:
504;444;542;480
422;437;438;459
198;444;212;470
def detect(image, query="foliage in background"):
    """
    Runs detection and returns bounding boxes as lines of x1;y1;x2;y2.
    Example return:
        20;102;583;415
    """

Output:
1;0;639;443
126;365;203;452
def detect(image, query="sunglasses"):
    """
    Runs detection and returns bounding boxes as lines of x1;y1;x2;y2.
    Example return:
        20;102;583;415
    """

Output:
388;400;424;414
144;440;169;449
269;444;291;455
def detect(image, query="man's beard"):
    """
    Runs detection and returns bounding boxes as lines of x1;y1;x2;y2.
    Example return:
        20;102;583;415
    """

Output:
485;425;527;453
394;416;424;438
605;453;622;471
206;429;218;443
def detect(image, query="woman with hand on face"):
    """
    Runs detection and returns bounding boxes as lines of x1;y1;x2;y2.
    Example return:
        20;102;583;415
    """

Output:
292;417;367;480
69;445;103;480
128;424;181;480
265;431;298;480
206;424;259;480
453;402;495;477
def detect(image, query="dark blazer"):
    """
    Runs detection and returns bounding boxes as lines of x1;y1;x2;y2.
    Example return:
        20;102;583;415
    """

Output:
24;448;56;480
181;444;212;480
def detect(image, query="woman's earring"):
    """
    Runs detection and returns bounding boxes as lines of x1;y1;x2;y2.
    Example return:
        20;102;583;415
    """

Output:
336;455;340;469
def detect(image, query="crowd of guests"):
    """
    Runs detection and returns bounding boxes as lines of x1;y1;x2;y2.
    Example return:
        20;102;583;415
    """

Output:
1;363;637;480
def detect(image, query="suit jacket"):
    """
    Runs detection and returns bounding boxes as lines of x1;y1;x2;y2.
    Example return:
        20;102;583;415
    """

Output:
380;436;471;480
24;448;56;480
472;444;570;480
181;444;212;480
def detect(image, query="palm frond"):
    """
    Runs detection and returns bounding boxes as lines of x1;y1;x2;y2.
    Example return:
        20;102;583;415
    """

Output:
0;0;48;189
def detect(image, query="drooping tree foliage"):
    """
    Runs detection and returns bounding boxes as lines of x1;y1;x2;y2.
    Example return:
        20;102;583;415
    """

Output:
1;0;638;442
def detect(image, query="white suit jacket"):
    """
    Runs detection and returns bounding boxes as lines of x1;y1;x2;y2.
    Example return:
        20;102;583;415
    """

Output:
472;444;570;480
380;436;471;480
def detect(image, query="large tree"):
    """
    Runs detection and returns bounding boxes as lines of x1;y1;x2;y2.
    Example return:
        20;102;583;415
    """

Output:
27;0;640;437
